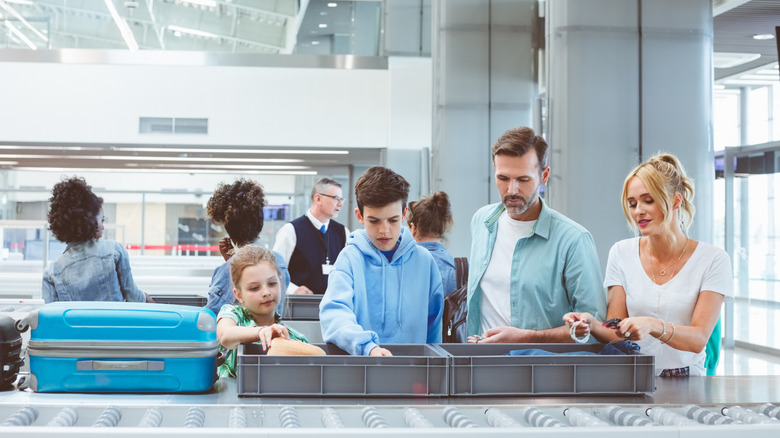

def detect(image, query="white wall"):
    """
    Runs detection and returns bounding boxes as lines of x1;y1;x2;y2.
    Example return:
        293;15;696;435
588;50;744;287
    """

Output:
0;62;390;148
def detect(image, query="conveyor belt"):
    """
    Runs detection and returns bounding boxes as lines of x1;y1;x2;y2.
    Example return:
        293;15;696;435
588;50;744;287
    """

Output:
1;402;780;436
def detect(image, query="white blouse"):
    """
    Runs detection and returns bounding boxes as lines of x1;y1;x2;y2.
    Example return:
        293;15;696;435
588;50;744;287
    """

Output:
604;237;734;376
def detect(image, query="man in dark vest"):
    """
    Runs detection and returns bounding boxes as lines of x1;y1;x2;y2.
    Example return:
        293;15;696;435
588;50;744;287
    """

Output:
273;178;349;295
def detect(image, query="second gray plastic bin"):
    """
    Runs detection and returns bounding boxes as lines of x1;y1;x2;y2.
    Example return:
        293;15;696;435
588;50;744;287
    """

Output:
437;343;655;396
237;343;448;397
281;295;322;320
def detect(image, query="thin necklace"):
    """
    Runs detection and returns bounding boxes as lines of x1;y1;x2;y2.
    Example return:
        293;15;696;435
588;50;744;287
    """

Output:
648;237;689;278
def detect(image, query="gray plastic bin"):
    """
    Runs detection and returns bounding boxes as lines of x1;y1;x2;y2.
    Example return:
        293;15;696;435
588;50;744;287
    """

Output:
436;343;655;396
237;343;448;397
281;295;322;320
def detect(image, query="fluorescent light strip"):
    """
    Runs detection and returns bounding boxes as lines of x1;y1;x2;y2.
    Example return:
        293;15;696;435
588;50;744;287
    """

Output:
131;163;310;170
4;21;36;49
0;0;46;41
104;0;139;50
15;167;317;175
0;154;304;163
168;25;220;39
180;0;218;7
0;146;350;155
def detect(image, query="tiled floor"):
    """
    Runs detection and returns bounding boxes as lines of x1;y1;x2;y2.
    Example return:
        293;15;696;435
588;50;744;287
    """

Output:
717;346;780;375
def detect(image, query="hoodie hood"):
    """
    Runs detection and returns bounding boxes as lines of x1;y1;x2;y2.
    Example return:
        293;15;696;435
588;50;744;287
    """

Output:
347;227;417;266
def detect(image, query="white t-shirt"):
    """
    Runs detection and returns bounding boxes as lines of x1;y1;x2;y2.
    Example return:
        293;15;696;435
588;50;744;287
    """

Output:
604;237;734;376
479;211;536;335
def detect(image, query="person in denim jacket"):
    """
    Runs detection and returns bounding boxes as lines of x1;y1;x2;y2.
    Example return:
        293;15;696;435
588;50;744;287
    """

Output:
204;179;290;316
407;191;458;296
42;177;148;303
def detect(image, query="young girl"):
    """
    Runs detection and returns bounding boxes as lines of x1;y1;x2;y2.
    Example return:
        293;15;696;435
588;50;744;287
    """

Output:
407;191;457;296
216;245;308;378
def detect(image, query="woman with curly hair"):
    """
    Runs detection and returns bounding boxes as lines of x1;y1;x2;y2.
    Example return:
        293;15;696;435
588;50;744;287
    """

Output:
204;178;290;316
42;177;149;303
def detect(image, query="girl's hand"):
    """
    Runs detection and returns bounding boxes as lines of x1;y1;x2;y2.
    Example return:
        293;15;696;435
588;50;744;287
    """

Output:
257;324;290;351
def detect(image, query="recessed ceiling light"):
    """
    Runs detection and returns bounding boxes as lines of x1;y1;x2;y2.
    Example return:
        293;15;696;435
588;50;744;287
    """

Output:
318;23;328;28
312;41;320;45
752;34;775;40
327;2;337;7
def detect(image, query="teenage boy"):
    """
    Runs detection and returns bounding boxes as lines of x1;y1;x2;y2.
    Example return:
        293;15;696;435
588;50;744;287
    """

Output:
319;166;444;356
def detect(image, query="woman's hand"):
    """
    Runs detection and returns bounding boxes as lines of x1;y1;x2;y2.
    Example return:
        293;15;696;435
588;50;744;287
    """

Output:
257;324;290;351
617;316;661;341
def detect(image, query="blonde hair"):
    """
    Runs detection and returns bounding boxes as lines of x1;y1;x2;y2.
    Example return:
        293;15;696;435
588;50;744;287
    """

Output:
621;153;695;241
229;246;281;291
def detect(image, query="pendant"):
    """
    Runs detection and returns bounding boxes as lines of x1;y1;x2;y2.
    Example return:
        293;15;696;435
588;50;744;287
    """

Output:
660;270;666;276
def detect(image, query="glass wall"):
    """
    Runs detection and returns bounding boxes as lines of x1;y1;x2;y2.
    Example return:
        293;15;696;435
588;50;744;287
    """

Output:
715;77;780;354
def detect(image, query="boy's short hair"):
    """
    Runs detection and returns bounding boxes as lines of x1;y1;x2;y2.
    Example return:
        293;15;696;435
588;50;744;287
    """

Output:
354;166;410;214
229;245;281;290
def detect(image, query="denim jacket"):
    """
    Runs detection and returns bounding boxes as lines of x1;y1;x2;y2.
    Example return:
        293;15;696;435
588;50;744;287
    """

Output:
417;241;457;296
204;250;290;316
42;239;146;303
466;200;606;336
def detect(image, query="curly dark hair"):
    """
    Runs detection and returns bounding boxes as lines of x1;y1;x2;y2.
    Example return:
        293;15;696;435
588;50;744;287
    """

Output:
47;177;104;243
207;179;266;247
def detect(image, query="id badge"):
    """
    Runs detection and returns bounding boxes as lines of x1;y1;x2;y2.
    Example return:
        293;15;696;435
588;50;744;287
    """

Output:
322;264;334;275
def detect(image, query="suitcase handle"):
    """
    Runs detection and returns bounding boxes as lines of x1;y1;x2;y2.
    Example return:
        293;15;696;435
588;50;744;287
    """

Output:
76;360;165;371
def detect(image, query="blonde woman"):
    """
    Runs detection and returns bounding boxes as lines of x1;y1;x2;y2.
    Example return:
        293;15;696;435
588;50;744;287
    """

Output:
564;153;733;376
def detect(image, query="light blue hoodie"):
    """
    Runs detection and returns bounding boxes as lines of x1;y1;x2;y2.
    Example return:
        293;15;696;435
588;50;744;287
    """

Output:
319;227;444;355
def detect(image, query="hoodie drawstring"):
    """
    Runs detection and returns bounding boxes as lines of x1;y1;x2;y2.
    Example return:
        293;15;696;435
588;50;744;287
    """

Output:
381;262;387;329
397;262;404;329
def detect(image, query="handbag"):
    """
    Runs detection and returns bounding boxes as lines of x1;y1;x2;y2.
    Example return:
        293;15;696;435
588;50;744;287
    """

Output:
442;257;468;343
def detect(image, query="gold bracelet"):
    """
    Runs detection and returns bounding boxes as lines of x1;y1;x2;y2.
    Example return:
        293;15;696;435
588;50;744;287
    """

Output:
660;323;675;345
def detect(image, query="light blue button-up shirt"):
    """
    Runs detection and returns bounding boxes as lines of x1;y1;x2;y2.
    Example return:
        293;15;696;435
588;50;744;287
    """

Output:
466;199;606;336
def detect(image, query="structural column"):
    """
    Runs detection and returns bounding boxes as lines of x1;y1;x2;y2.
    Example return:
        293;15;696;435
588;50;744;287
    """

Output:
432;0;540;257
546;0;714;270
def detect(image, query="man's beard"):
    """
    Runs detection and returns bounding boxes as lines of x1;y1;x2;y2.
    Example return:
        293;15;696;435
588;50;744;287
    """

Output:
502;191;538;217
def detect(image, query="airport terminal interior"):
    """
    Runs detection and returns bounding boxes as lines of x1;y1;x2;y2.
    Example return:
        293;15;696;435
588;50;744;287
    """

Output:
0;0;780;435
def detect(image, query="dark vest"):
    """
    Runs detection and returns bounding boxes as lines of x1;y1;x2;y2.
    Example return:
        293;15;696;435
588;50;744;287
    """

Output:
289;216;347;294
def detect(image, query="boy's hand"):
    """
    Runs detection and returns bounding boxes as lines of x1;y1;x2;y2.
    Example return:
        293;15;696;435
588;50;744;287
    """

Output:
369;346;393;356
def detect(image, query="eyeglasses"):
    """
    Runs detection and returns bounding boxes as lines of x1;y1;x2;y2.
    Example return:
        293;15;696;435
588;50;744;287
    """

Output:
318;193;345;203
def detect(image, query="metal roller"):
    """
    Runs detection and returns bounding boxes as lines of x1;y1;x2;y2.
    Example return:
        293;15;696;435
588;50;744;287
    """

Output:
442;407;477;428
563;407;610;427
46;407;78;427
519;406;566;428
92;406;122;427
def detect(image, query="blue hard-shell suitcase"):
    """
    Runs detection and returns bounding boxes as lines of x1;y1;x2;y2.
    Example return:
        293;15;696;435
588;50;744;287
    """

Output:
17;302;218;393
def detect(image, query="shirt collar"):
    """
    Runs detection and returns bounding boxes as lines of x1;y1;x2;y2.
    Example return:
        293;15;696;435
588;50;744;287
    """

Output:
483;198;552;240
306;210;329;231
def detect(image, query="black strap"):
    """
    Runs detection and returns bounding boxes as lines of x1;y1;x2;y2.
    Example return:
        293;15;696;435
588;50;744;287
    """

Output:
454;257;468;289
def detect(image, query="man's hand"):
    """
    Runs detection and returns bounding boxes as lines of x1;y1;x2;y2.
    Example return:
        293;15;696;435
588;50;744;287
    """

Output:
291;285;314;295
477;326;538;343
369;346;393;356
